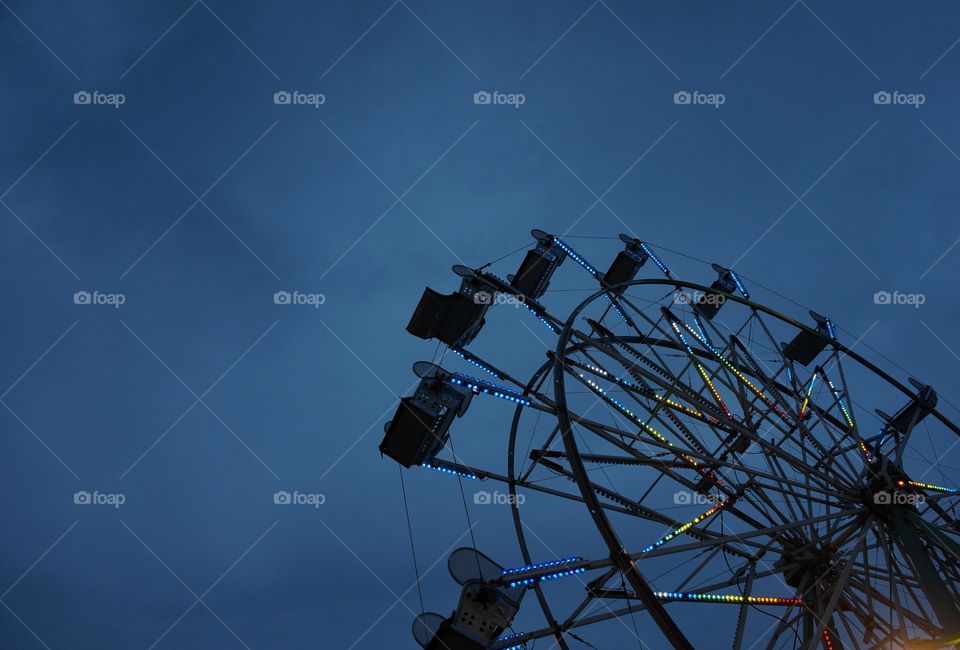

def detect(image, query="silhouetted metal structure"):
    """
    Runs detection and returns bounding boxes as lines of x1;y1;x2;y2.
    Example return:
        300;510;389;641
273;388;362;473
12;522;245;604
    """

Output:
381;230;960;650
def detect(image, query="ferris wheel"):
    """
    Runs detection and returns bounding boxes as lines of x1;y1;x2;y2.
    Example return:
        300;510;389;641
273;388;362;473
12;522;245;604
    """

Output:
378;229;960;650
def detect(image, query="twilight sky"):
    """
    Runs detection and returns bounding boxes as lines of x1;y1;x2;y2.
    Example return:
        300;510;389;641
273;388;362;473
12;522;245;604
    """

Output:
2;2;960;648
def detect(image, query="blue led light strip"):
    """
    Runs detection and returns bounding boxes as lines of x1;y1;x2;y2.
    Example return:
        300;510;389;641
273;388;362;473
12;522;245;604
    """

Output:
728;270;750;299
640;242;672;278
449;374;532;407
820;370;854;428
451;348;504;379
506;566;587;588
553;237;599;277
502;556;582;575
577;371;723;485
692;314;713;347
419;462;478;480
605;295;630;324
679;320;790;424
580;361;719;428
669;322;732;419
496;632;525;650
528;307;560;333
800;372;818;419
825;319;838;341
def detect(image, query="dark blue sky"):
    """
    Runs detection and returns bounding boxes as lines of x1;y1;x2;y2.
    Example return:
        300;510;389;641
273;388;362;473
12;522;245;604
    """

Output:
2;2;960;648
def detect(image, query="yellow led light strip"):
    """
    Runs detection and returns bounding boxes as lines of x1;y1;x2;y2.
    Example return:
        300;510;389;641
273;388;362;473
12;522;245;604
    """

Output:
577;372;723;486
680;321;792;424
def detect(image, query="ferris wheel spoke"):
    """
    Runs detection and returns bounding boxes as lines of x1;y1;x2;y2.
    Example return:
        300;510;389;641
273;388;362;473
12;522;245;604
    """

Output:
599;325;864;443
729;322;862;441
758;450;815;530
580;311;736;425
518;422;562;483
561;366;740;492
872;523;925;639
847;559;923;589
884;506;960;636
727;323;797;413
795;520;871;650
568;352;721;459
565;407;851;511
839;588;899;647
722;437;850;500
735;480;798;530
912;502;960;547
876;528;939;638
532;456;757;557
492;596;690;649
846;575;937;635
575;329;734;437
794;394;864;484
563;411;715;493
770;414;862;489
679;313;785;419
567;567;619;621
673;314;796;432
828;614;856;650
585;348;742;465
731;561;758;650
564;352;858;503
762;611;804;650
530;449;689;469
744;478;845;512
636;510;861;561
660;310;737;422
